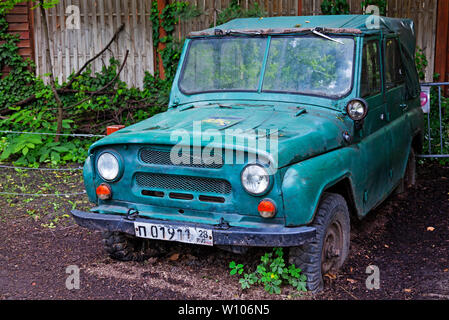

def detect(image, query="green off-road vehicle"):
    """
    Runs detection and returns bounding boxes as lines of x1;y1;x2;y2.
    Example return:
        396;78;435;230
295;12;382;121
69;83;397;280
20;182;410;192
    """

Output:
72;15;423;291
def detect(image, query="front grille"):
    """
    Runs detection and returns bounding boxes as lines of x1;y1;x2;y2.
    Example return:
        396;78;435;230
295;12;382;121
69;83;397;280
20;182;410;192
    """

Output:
140;148;223;169
135;173;232;195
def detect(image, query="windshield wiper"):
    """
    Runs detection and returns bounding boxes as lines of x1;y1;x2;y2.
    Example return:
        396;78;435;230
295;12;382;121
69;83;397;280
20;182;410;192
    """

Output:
312;28;344;44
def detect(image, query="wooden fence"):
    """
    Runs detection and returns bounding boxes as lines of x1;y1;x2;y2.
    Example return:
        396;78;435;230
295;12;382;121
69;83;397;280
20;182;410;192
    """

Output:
34;0;154;88
173;0;300;41
176;0;438;82
32;0;438;87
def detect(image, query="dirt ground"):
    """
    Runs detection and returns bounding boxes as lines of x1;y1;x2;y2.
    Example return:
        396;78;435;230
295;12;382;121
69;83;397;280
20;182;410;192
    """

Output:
1;162;449;300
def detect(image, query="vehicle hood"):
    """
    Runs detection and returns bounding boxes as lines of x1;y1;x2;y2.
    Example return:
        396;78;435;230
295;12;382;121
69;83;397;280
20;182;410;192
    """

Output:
90;104;350;168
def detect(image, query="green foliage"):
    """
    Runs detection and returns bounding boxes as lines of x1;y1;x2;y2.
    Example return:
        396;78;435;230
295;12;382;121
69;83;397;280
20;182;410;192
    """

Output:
0;0;59;15
150;1;201;84
229;248;307;295
424;87;449;164
416;50;449;164
320;0;350;15
415;46;428;81
361;0;387;15
213;0;266;27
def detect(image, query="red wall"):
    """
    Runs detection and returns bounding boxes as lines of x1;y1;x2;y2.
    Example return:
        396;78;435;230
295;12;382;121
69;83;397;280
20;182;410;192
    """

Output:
2;2;34;75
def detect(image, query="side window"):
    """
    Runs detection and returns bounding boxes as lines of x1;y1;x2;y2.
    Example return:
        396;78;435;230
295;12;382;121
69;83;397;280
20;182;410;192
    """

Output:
384;38;405;89
361;40;382;97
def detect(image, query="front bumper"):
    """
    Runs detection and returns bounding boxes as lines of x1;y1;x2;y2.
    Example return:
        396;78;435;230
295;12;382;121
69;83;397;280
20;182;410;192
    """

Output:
71;210;316;247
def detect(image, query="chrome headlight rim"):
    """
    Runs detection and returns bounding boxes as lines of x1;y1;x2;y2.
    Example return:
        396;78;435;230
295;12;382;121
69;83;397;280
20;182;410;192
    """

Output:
240;163;272;196
346;98;368;121
96;150;123;182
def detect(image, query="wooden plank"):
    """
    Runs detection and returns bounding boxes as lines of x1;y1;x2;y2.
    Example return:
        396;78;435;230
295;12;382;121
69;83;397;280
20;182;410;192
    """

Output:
131;0;138;87
435;0;449;82
98;0;107;64
6;14;28;23
7;22;29;31
8;6;29;15
16;40;31;48
82;0;90;74
28;1;35;63
34;5;41;77
8;31;30;40
18;48;32;56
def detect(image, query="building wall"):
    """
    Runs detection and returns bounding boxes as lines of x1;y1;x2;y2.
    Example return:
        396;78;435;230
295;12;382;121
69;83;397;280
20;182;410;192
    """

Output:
435;0;449;87
2;1;34;75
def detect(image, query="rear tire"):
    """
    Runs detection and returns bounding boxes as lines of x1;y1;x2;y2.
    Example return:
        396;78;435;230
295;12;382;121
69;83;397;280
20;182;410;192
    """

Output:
102;231;165;261
288;193;350;292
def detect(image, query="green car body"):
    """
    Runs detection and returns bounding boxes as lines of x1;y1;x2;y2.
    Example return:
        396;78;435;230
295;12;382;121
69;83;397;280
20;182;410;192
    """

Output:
73;15;423;256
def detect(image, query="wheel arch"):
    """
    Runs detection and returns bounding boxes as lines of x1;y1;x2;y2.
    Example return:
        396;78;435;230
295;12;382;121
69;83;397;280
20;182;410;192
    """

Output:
323;177;360;221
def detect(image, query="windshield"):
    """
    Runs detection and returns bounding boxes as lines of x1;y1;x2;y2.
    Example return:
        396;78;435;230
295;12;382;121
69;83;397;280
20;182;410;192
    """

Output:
179;36;355;98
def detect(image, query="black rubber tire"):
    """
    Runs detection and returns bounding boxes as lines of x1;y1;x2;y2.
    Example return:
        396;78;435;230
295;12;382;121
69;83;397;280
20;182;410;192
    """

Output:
102;231;165;262
288;193;350;292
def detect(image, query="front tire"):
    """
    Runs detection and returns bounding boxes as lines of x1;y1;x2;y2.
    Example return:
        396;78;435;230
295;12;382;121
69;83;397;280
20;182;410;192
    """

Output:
102;231;165;261
289;193;350;292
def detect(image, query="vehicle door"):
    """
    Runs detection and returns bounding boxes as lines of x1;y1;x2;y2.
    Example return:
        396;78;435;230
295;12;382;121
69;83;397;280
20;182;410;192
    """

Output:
383;36;411;187
359;36;390;212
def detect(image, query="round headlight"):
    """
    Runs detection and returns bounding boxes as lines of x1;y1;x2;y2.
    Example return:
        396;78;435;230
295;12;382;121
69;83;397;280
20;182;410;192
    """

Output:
97;152;120;181
346;98;368;121
241;164;270;195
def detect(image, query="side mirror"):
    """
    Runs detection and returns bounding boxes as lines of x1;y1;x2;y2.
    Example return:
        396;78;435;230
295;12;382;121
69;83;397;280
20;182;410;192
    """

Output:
346;98;368;130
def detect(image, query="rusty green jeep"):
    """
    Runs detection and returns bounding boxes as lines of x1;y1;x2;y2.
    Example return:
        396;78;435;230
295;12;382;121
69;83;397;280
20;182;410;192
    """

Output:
72;15;423;291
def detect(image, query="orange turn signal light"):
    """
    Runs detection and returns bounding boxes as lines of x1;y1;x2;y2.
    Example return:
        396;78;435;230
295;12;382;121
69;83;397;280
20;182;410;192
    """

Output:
107;125;125;135
258;199;276;219
96;183;112;200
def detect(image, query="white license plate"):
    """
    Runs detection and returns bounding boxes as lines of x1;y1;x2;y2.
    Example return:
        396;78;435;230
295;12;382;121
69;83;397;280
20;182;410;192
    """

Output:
133;221;213;246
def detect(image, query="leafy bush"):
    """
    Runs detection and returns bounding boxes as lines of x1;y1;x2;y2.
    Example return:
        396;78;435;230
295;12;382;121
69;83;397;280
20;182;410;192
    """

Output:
415;46;428;81
229;248;307;295
415;48;449;163
213;0;266;27
321;0;350;15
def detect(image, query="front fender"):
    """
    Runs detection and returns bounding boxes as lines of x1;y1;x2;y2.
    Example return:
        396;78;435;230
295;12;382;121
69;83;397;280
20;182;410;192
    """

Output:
83;154;97;203
281;147;363;226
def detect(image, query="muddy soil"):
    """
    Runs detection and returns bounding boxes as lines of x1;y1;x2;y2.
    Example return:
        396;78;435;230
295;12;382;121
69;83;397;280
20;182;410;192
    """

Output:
1;162;448;300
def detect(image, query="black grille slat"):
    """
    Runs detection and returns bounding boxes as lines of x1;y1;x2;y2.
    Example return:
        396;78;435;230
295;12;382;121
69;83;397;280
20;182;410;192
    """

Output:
140;148;223;169
135;173;232;195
